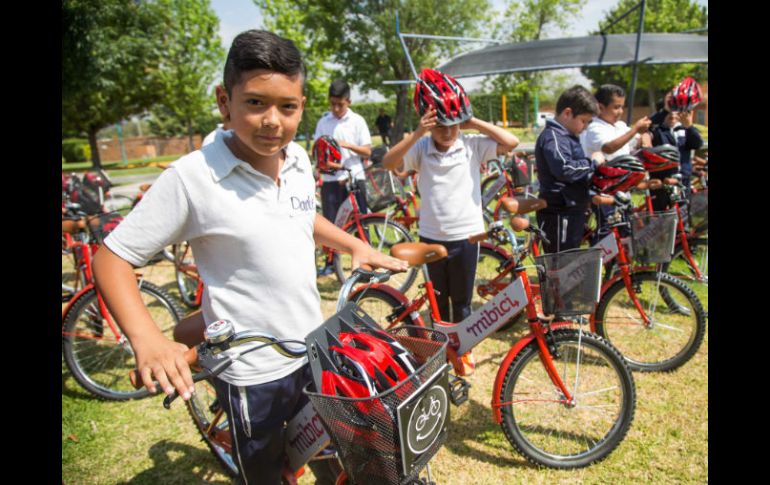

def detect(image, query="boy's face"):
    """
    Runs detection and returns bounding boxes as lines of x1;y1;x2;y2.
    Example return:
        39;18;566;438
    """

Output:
559;108;594;136
329;96;351;119
664;111;680;128
598;95;625;124
430;123;460;151
216;69;305;161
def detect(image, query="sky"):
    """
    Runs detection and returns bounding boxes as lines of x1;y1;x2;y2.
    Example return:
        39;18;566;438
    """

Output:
209;0;707;100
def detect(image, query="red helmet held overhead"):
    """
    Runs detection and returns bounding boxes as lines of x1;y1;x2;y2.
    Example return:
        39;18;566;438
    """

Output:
312;135;342;174
636;144;680;173
669;77;702;112
591;154;647;195
413;68;473;126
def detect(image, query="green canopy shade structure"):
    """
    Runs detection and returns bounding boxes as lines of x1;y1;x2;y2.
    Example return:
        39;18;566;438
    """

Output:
437;33;708;78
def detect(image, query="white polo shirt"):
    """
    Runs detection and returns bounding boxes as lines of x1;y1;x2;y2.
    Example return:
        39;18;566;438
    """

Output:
580;117;640;160
403;133;498;241
104;130;322;386
313;108;372;182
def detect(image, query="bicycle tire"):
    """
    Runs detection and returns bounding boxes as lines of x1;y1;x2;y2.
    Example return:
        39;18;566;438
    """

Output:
660;239;708;312
102;193;134;216
173;241;200;309
186;378;239;477
594;271;706;372
333;217;418;293
348;287;419;330
499;329;636;468
62;282;184;400
475;246;522;331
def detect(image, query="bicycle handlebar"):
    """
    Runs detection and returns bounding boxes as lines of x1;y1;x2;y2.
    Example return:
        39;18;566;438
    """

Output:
336;267;392;312
129;326;308;408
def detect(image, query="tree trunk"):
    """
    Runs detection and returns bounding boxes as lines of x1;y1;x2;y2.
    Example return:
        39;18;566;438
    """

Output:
393;84;410;145
187;119;195;152
88;126;102;171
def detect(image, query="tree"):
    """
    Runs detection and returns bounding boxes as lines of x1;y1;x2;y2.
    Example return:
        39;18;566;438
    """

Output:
484;0;586;127
62;0;167;169
580;0;708;113
153;0;225;151
256;0;491;144
253;0;336;144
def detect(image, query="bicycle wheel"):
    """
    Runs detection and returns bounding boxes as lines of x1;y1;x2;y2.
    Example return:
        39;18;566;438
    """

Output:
661;238;708;312
333;217;418;293
62;282;183;400
594;271;706;372
186;378;238;477
474;246;522;331
499;329;636;468
348;287;419;330
173;241;200;309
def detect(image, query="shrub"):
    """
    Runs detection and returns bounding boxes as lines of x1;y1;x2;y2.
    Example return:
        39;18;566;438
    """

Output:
62;138;91;163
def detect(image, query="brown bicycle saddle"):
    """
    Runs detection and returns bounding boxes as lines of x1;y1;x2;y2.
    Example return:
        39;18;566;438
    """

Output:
501;197;548;214
390;242;448;266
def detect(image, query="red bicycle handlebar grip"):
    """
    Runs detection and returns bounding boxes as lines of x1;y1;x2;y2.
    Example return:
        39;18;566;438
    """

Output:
128;346;199;390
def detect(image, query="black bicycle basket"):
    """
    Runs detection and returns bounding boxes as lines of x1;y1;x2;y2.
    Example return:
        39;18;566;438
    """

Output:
630;210;678;264
364;165;400;212
535;247;603;317
305;305;449;485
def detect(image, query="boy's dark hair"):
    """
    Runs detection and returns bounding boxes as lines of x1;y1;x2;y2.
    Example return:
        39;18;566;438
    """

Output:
556;85;599;116
595;84;626;106
329;79;351;100
223;30;306;96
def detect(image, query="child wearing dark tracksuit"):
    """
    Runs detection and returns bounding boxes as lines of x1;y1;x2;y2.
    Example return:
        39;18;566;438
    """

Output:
535;86;605;253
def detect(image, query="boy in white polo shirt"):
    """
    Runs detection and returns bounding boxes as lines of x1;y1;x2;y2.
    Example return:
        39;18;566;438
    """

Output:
314;79;373;276
580;84;651;159
92;30;406;485
580;84;652;244
382;68;519;373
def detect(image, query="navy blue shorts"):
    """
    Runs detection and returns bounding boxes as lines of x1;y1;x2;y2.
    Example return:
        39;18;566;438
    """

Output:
420;236;479;322
212;365;340;485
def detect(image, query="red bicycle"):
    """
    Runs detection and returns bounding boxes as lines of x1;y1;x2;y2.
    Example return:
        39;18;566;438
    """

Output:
342;237;636;468
61;204;184;400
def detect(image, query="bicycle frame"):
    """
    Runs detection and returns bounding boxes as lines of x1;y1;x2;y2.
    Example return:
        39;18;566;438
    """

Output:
349;248;581;424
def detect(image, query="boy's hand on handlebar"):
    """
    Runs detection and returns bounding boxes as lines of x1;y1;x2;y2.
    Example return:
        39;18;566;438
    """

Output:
351;244;409;273
135;334;195;400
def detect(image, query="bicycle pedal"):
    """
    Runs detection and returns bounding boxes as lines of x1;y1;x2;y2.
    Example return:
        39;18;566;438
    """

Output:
448;374;471;406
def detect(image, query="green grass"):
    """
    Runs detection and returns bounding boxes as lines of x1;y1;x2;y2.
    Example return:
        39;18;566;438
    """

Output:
62;253;707;484
62;155;179;173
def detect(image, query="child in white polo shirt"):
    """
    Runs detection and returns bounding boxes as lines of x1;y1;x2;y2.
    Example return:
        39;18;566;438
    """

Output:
93;30;406;485
382;68;519;374
314;79;373;275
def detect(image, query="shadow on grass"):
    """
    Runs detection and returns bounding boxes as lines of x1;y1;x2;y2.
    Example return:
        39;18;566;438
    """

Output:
118;440;231;485
62;370;98;401
444;397;535;470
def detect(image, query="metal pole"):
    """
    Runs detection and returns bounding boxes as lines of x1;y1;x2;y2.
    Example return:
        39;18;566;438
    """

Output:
502;94;507;127
117;121;128;166
396;11;419;79
627;0;646;125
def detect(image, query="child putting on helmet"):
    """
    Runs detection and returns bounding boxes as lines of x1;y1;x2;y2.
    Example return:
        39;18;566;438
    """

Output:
93;30;407;485
647;77;705;210
382;68;519;375
535;85;607;253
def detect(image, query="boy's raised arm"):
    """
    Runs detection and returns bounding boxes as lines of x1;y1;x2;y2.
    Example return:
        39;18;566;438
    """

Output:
461;117;519;155
382;108;437;171
93;245;195;400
